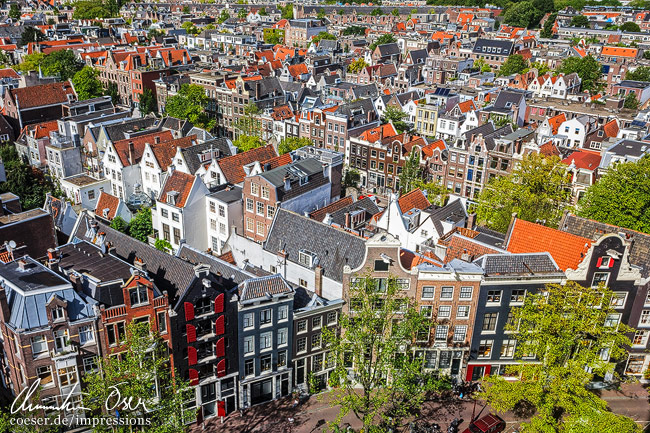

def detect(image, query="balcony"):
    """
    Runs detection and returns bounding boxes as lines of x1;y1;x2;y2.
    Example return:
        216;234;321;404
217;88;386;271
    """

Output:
51;345;78;359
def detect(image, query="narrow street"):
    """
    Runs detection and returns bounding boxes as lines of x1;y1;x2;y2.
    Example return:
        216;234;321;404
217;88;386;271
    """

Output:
192;383;650;433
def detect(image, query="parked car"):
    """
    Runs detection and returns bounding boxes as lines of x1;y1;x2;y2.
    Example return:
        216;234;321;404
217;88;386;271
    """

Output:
461;414;506;433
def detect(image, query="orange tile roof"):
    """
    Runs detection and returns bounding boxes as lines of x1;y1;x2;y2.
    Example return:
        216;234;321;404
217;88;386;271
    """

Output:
457;100;476;113
160;171;196;208
562;149;601;170
547;113;566;135
400;249;442;269
262;153;292;171
310;196;354;221
9;81;75;109
151;135;197;171
539;141;560;157
602;46;638;58
24;120;58;139
94;191;120;220
0;68;19;79
287;63;308;77
602;119;619;138
421;139;446;158
217;145;277;184
113;130;174;167
398;188;430;213
506;218;591;271
358;123;398;142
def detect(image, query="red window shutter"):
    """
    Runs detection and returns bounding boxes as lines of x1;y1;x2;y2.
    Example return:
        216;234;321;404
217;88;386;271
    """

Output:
188;346;197;365
184;302;194;321
215;315;225;336
217;359;226;378
186;324;196;343
596;257;603;268
216;337;225;357
189;368;199;386
607;257;614;268
214;293;224;314
217;400;226;417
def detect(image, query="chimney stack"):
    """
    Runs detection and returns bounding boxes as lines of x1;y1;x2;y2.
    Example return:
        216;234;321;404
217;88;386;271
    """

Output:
128;141;135;165
134;257;147;273
17;259;27;271
344;212;351;229
283;173;291;190
466;213;476;230
314;265;323;297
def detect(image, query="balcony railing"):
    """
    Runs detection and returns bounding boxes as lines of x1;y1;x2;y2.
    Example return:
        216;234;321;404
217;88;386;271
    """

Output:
51;345;78;359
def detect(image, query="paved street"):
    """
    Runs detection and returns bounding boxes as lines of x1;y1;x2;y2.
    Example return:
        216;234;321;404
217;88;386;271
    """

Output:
192;383;650;432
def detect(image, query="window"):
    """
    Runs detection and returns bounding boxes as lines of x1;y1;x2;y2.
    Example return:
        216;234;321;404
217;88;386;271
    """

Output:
633;330;649;346
500;340;516;358
52;306;65;321
244;336;254;354
246;218;254;232
31;335;48;358
434;325;448;341
453;325;467;342
210;219;217;231
486;290;501;303
172;212;179;222
162;223;170;241
422;286;435;299
627;355;645;374
58;365;78;387
299;278;308;288
438;305;451;318
244;359;254;376
421;306;433;318
440;286;453;299
327;311;337;325
478;340;493;358
82;357;98;374
605;313;621;327
173;228;181;245
218;205;225;217
278;306;288;321
260;354;272;372
459;287;473;299
261;186;269;199
157;312;167;334
260;309;272;325
482;313;498;332
256;201;264;216
592;272;609;287
251;183;259;196
54;329;69;352
510;289;526;303
374;259;389;271
256;221;265;236
88;190;95;200
267;206;275;219
129;284;148;306
610;292;627;308
640;310;650;326
260;332;273;350
312;316;322;329
311;333;322;349
457;305;470;318
298;251;314;267
244;313;254;329
79;326;94;345
209;201;216;213
246;198;254;212
297;320;307;333
278;351;287;367
277;328;288;346
37;366;53;387
297;337;307;353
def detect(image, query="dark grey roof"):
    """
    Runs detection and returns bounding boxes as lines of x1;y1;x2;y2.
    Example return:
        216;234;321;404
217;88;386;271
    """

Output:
161;116;193;135
617;80;650;89
208;185;242;204
264;209;366;282
97;117;159;143
428;198;467;236
560;214;650;278
352;83;379;100
176;243;253;286
377;43;400;57
58;241;132;283
244;76;284;99
259;158;323;188
408;48;428;64
606;139;650;157
329;197;380;227
474;252;562;276
472;38;514;55
493;90;525;109
238;274;293;302
71;212;195;300
180;139;234;175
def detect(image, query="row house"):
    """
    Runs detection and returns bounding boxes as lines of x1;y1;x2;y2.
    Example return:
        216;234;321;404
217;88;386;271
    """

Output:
206;186;243;256
471;38;514;70
348;64;398;87
423;55;474;85
0;257;100;415
527;73;582;100
341;232;484;379
323;98;379;154
139;135;198;200
562;150;602;203
284;19;327;48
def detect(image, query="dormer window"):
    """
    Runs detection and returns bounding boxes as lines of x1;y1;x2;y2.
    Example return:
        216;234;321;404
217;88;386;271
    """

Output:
129;284;149;306
298;250;315;267
597;256;614;269
300;175;308;186
52;306;65;322
166;191;179;205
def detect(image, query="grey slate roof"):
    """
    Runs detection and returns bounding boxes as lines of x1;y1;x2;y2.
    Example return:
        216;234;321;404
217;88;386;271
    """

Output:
428;198;467;236
1;256;97;330
377;43;400;57
95;117;159;143
176;243;253;286
263;209;366;282
472;38;514;56
474;252;562;276
329;197;380;227
259;158;323;188
180;138;234;175
238;274;293;302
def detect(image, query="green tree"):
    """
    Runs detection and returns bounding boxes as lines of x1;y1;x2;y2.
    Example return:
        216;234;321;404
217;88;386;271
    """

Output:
578;156;650;233
475;153;572;232
342;168;361;192
41;49;82;80
181;21;200;35
311;31;336;46
391;8;399;16
399;149;422;194
348;57;369;73
0;51;11;67
233;135;264;152
541;13;557;38
128;207;153;242
147;28;164;40
83;321;194;432
280;4;293;19
473;57;492;73
317;8;327;19
481;281;637;433
71;66;103;100
259;7;267;16
237;8;247;19
233;102;261;137
154;238;173;253
182;5;190;13
323;274;451;432
105;82;119;105
342;25;367;36
620;21;640;32
263;28;284;44
72;0;118;19
139;88;156;115
370;7;383;16
0;387;58;433
382;105;410;134
625;66;650;81
557;55;603;94
278;137;311;155
570;14;590;27
529;60;550;75
370;33;397;50
643;51;650;60
165;83;214;130
499;54;528;76
217;8;230;23
109;215;129;233
623;92;639;109
9;4;20;20
414;179;449;206
19;26;45;46
502;1;540;29
13;52;45;74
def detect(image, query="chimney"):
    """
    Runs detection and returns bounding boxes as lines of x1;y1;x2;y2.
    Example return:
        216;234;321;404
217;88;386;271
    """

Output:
194;263;210;278
0;284;10;323
322;163;329;179
466;213;476;230
314;265;323;297
128;141;135;165
134;257;147;273
344;212;351;229
17;259;27;271
283;174;291;190
47;248;60;267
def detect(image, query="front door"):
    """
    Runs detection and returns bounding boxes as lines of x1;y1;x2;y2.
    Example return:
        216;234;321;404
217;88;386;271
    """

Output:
471;366;485;381
296;359;305;385
451;358;461;376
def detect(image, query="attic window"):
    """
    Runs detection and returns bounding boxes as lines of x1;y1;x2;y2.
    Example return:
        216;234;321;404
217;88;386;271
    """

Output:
300;175;308;186
597;256;614;269
298;250;315;268
166;191;179;205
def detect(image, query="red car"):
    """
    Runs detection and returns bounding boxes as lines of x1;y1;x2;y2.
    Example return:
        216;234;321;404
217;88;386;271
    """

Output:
461;414;506;433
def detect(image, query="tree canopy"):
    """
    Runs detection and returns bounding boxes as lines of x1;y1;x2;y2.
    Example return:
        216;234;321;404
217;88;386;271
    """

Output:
41;49;83;81
620;21;641;32
557;55;603;94
263;28;284;44
128;207;153;242
139;88;157;115
323;274;451;432
19;27;45;46
72;0;119;19
72;66;104;100
165;83;214;130
233;135;264;152
578;156;650;234
348;57;369;73
311;31;336;46
541;13;557;38
342;25;367;36
502;1;544;29
13;52;45;74
481;281;637;433
278;137;311;155
570;14;590;27
499;54;528;76
399;149;422;195
9;4;20;20
626;66;650;82
382;105;410;134
217;9;230;23
475;153;572;233
369;33;397;51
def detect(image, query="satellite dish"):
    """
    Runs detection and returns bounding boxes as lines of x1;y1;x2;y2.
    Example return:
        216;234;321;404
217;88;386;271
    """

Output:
8;240;16;249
